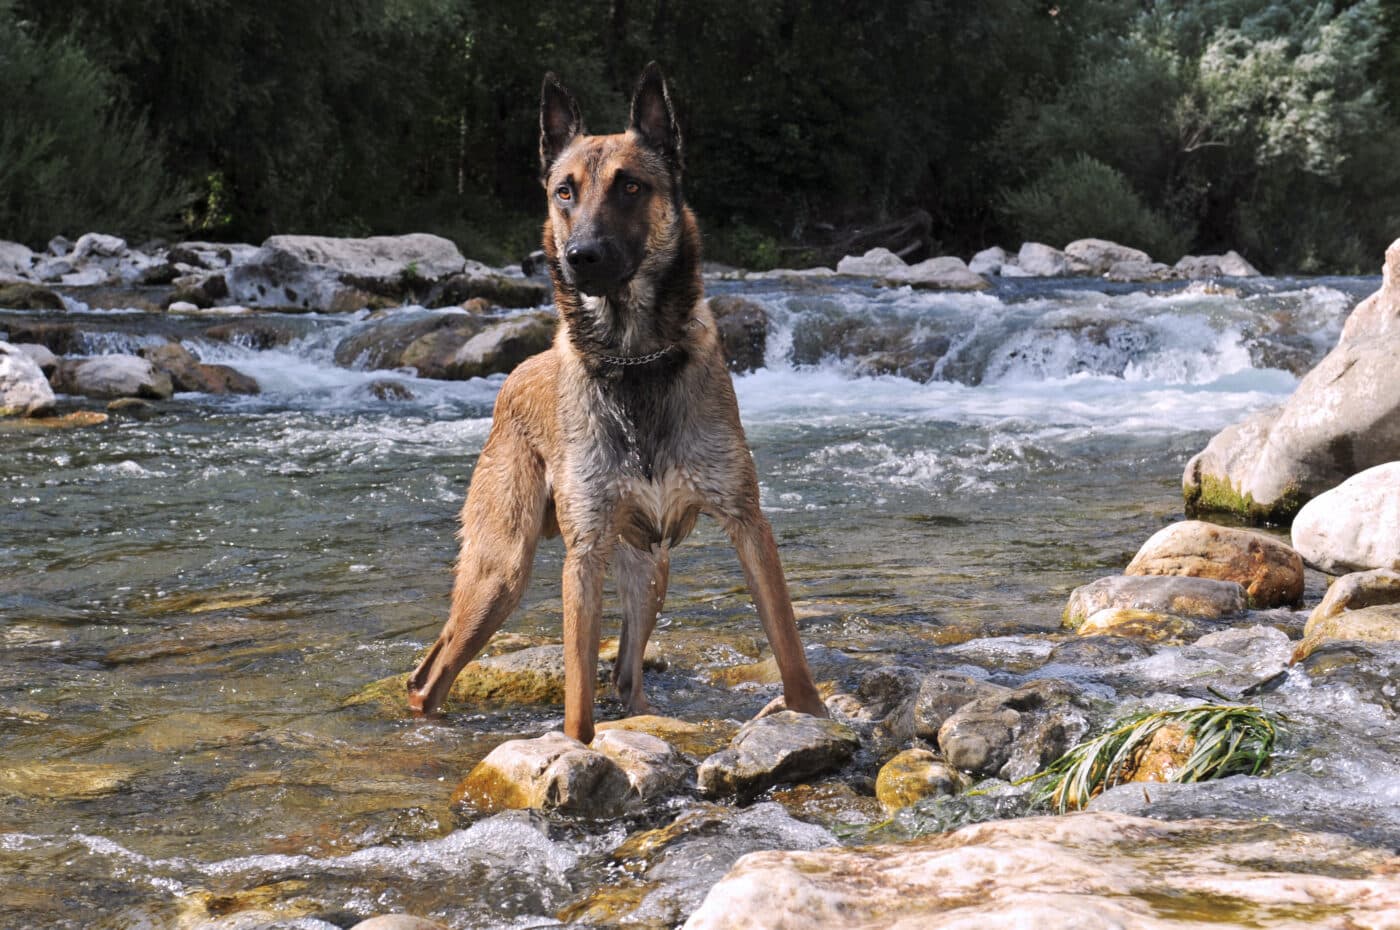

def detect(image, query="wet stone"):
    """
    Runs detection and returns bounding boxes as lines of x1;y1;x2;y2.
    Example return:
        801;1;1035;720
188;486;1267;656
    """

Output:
1292;462;1400;575
452;731;632;817
0;761;140;800
1297;641;1400;714
697;711;860;800
1046;635;1151;667
595;715;738;760
1126;519;1304;607
937;678;1092;781
1308;569;1400;630
1064;574;1247;629
1292;603;1400;662
909;672;1009;743
1077;607;1202;643
591;728;691;801
875;749;965;812
348;917;450;930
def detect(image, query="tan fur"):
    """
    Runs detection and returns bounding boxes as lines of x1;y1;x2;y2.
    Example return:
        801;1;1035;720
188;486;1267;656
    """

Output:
406;69;825;743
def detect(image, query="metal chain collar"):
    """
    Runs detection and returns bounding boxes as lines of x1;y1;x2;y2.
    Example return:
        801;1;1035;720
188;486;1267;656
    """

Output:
598;344;676;366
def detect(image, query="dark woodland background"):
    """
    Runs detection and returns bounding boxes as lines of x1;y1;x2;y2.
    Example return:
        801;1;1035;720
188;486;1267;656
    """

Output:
3;0;1399;272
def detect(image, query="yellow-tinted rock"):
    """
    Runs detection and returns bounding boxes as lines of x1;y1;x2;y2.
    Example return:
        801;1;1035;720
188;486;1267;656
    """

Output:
452;732;631;816
1306;569;1400;633
0;762;139;800
1121;722;1196;784
875;748;965;812
1077;608;1201;643
1292;603;1400;662
596;715;738;761
1127;520;1304;607
0;410;107;430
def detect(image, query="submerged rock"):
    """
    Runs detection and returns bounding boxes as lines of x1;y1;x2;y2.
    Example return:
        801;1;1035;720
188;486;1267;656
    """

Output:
1063;574;1247;629
874;749;964;812
1292;603;1400;663
708;295;768;373
0;341;57;416
681;812;1400;930
1126;520;1303;607
452;731;631;816
51;355;173;400
1291;463;1400;574
1076;607;1201;643
1046;635;1152;666
937;678;1092;781
140;342;259;395
697;711;859;800
1307;569;1400;629
1184;239;1400;523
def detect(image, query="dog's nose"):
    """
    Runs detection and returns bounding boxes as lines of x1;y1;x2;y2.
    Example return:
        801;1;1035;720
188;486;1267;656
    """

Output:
566;242;603;268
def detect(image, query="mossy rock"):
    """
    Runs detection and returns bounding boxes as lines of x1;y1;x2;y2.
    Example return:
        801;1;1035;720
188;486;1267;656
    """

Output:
874;748;965;812
348;644;605;711
0;282;64;310
1076;608;1201;643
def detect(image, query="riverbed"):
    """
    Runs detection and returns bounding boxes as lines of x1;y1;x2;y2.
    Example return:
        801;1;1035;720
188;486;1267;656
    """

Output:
3;273;1397;928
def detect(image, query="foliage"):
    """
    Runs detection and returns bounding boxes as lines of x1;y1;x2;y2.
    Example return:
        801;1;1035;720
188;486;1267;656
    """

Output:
1024;703;1279;814
3;0;1398;271
1000;155;1188;260
0;1;184;245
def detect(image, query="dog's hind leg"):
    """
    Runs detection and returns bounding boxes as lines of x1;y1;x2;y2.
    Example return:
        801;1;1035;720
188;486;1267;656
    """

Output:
727;513;828;719
613;542;671;715
407;424;547;716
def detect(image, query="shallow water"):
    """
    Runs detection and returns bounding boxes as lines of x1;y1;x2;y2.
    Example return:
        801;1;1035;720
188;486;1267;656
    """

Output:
2;273;1394;928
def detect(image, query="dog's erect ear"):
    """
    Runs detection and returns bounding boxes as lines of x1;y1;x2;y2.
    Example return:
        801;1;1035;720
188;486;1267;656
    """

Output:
629;61;682;169
540;72;583;177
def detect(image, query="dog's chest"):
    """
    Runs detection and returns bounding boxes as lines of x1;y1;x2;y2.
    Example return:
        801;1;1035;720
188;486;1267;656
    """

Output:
614;468;703;549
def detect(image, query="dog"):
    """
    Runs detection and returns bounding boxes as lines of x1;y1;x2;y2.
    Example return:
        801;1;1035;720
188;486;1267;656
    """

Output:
406;62;826;743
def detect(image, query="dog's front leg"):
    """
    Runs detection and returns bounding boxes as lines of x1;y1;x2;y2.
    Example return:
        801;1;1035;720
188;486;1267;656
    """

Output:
613;542;671;715
562;540;610;743
727;514;828;719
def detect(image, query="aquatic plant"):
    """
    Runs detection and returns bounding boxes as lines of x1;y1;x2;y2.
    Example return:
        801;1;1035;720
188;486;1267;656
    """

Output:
1025;704;1279;814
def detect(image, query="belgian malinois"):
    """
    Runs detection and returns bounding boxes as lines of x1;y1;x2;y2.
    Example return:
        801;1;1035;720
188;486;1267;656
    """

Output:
407;63;826;743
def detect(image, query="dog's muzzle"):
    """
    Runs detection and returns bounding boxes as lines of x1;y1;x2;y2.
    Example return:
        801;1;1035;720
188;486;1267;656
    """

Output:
566;237;629;294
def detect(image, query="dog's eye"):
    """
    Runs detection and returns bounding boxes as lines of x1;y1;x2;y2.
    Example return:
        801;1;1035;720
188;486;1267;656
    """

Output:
556;185;572;202
622;180;641;196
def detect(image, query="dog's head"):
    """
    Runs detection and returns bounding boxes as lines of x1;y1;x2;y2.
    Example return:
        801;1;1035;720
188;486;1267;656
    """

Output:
539;63;685;300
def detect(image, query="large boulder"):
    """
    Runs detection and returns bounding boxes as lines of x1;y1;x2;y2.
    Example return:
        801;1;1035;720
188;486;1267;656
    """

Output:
419;314;553;380
0;241;35;277
451;731;632;816
1125;520;1303;607
936;678;1092;781
697;711;859;800
0;282;64;310
1291;463;1400;574
836;247;906;277
333;312;486;370
225;234;468;311
51;355;173;400
139;343;259;395
590;728;690;801
426;268;549;309
1174;250;1261;278
1063;574;1247;629
835;248;988;290
1064;238;1151;276
681;812;1400;930
1015;242;1072;277
1184;239;1400;523
708;296;768;373
0;341;57;416
968;246;1009;275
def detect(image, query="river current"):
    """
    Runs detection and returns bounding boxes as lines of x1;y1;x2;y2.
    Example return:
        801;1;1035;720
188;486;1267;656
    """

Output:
3;273;1397;928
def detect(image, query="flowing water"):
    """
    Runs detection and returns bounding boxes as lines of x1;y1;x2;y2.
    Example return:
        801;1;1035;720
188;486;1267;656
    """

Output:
2;274;1397;928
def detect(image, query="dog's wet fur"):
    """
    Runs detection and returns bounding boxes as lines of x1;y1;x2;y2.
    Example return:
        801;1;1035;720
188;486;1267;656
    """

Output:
407;63;825;743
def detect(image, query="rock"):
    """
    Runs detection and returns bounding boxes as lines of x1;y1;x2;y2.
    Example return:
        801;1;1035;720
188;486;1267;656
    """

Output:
0;341;57;416
697;711;859;800
349;644;615;711
427;268;549;309
681;812;1400;930
349;918;449;930
1174;250;1262;278
11;342;57;375
4;322;79;355
0;409;106;430
909;672;1008;743
0;240;35;275
1307;569;1400;630
708;295;768;373
595;715;738;760
937;679;1092;781
451;731;632;816
836;247;906;276
1016;241;1072;276
418;313;553;380
1076;608;1201;643
368;379;415;401
1105;259;1175;282
1296;641;1400;715
51;355;174;400
334;313;486;370
106;397;160;420
168;301;199;313
138;262;182;286
1046;635;1151;666
47;235;71;256
0;282;64;310
140;342;259;395
1125;520;1304;607
226;233;468;311
1185;242;1400;523
1063;574;1247;629
520;249;548;277
171;271;230;308
968;246;1009;275
203;320;301;350
1292;604;1400;662
1291;463;1400;574
899;255;990;290
874;749;964;811
71;232;127;262
0;761;139;800
1064;238;1151;275
591;728;690;800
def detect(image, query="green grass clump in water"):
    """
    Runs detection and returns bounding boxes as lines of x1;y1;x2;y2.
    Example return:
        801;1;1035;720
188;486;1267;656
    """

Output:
1024;704;1279;814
